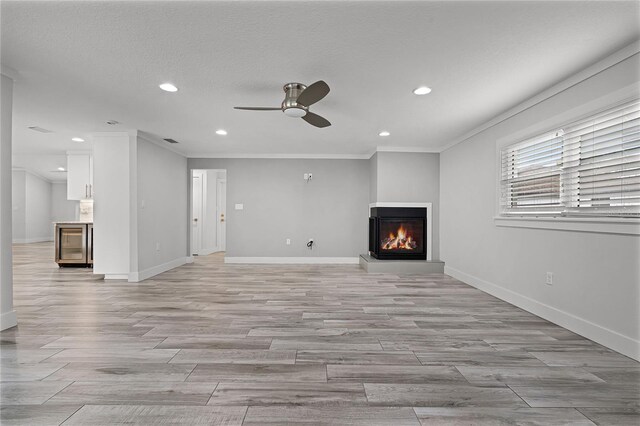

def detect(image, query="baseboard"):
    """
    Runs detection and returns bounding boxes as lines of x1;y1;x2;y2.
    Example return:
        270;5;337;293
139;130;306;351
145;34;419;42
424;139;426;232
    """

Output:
12;237;53;244
128;257;188;282
104;274;129;280
0;310;17;331
225;257;360;265
197;248;218;256
444;265;640;361
186;256;194;264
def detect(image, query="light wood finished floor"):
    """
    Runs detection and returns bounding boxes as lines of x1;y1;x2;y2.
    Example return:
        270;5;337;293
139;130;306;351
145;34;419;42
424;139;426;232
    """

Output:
1;242;638;425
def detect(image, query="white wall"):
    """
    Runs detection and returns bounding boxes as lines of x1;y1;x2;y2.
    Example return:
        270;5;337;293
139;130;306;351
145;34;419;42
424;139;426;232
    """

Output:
25;172;52;241
1;72;16;330
371;152;440;259
11;170;25;242
51;182;78;223
12;169;52;243
188;158;369;260
440;52;640;359
92;132;133;279
135;137;187;277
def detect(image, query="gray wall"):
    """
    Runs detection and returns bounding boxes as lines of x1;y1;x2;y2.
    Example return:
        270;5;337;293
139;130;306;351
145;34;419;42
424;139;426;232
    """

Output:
440;53;639;358
12;169;52;242
11;170;25;241
137;138;188;271
51;182;78;224
188;158;369;258
371;152;440;259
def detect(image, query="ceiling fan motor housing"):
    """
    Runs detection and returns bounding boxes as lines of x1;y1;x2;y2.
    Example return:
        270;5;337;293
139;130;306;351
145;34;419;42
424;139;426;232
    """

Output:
282;83;308;117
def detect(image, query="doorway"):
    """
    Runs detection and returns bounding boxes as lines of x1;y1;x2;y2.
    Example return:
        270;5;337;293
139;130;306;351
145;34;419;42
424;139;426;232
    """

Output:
191;169;226;256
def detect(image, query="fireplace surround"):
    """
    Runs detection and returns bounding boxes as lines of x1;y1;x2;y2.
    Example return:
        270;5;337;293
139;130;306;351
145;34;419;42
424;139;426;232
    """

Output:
369;204;428;260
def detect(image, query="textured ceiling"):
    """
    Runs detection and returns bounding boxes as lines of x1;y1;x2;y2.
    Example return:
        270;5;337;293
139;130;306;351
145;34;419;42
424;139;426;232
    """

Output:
2;0;639;165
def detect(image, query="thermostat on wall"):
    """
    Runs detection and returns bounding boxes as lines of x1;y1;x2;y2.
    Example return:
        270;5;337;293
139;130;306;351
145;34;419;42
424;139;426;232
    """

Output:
234;204;244;210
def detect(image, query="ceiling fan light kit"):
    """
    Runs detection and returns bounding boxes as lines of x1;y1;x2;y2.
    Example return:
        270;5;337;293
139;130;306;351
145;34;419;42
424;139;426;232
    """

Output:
234;80;331;128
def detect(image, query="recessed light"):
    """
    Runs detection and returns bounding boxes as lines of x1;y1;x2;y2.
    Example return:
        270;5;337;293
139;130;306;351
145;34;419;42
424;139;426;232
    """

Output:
215;129;228;136
159;83;178;92
413;86;432;95
57;167;65;171
72;137;85;142
379;131;390;137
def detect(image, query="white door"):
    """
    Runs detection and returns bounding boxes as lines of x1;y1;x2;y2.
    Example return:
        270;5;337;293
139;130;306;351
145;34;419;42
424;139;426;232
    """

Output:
191;173;203;255
216;179;226;252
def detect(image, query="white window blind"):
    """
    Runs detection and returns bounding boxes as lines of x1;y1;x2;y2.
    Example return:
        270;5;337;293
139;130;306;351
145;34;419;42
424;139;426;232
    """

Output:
500;98;640;218
500;132;564;215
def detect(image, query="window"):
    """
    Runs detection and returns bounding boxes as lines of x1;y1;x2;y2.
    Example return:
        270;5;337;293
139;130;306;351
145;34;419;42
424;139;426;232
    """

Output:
500;99;640;218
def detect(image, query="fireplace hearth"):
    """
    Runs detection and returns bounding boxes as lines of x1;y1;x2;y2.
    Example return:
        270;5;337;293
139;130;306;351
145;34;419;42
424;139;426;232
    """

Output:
369;206;427;260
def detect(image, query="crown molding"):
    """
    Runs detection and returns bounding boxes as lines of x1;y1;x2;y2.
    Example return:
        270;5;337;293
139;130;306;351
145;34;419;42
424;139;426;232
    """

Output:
187;152;372;159
137;130;187;157
437;39;640;153
12;166;55;183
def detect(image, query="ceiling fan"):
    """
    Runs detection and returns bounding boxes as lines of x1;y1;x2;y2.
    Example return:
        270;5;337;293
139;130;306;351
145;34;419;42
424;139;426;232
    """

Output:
234;81;331;128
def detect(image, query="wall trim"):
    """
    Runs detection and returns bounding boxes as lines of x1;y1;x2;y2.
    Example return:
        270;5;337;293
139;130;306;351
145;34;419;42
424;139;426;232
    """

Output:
128;257;188;283
104;274;129;280
0;310;17;331
187;153;372;159
495;216;640;236
12;166;54;184
12;237;53;244
372;146;440;154
438;40;640;152
225;257;359;264
444;265;640;361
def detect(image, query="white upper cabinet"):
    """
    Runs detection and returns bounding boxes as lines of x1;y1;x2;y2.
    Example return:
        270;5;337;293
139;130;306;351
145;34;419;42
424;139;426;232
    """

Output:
67;153;93;200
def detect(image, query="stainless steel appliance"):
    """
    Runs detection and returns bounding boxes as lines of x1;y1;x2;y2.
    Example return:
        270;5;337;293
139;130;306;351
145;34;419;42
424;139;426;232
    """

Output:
55;223;92;267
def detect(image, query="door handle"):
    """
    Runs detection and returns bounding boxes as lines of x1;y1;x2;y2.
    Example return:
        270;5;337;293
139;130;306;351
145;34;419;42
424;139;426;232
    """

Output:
85;184;88;198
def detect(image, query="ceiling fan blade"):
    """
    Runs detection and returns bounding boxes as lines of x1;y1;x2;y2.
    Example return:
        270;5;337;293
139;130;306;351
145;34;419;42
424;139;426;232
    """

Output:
234;107;281;111
302;111;331;128
296;80;330;107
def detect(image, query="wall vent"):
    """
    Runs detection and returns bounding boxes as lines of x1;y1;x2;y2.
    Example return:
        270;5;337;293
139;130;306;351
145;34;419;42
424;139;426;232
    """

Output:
28;126;52;133
164;138;179;144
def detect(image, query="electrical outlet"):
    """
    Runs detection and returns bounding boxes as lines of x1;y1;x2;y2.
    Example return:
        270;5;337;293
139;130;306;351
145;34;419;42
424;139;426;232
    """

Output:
303;173;308;180
546;272;553;285
156;242;160;252
286;238;291;245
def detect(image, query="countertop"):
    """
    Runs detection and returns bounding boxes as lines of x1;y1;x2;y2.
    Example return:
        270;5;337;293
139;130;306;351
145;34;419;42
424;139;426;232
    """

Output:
54;221;93;225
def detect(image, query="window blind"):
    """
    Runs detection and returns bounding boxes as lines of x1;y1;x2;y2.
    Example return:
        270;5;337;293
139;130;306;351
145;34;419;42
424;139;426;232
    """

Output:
500;98;640;218
500;132;564;215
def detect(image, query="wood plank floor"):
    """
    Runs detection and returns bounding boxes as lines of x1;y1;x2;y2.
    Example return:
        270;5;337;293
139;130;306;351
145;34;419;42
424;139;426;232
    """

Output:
1;242;638;425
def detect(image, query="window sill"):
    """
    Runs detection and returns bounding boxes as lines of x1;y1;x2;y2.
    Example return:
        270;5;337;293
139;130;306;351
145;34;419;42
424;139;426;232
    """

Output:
494;216;640;236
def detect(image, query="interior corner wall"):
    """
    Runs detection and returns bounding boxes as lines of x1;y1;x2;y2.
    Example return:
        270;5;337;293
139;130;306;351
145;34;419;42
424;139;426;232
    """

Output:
440;53;640;359
24;172;52;241
369;152;378;203
187;158;369;259
135;137;187;276
12;170;52;243
371;152;440;259
11;170;26;242
51;182;78;223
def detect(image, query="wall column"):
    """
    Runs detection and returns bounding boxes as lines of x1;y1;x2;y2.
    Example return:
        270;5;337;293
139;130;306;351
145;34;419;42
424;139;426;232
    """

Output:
1;70;17;330
91;131;138;280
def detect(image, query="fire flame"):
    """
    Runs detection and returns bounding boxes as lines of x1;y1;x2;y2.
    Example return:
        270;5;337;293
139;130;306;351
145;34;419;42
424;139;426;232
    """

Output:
381;225;417;250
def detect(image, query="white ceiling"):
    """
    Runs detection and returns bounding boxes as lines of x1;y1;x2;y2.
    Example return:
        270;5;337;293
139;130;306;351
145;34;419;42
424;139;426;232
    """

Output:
2;0;639;170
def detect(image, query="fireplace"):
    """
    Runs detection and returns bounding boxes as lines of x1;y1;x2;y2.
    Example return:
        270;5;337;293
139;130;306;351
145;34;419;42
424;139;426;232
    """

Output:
369;206;427;260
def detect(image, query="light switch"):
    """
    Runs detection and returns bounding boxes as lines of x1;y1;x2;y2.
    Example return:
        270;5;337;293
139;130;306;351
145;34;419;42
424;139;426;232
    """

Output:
235;203;244;210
